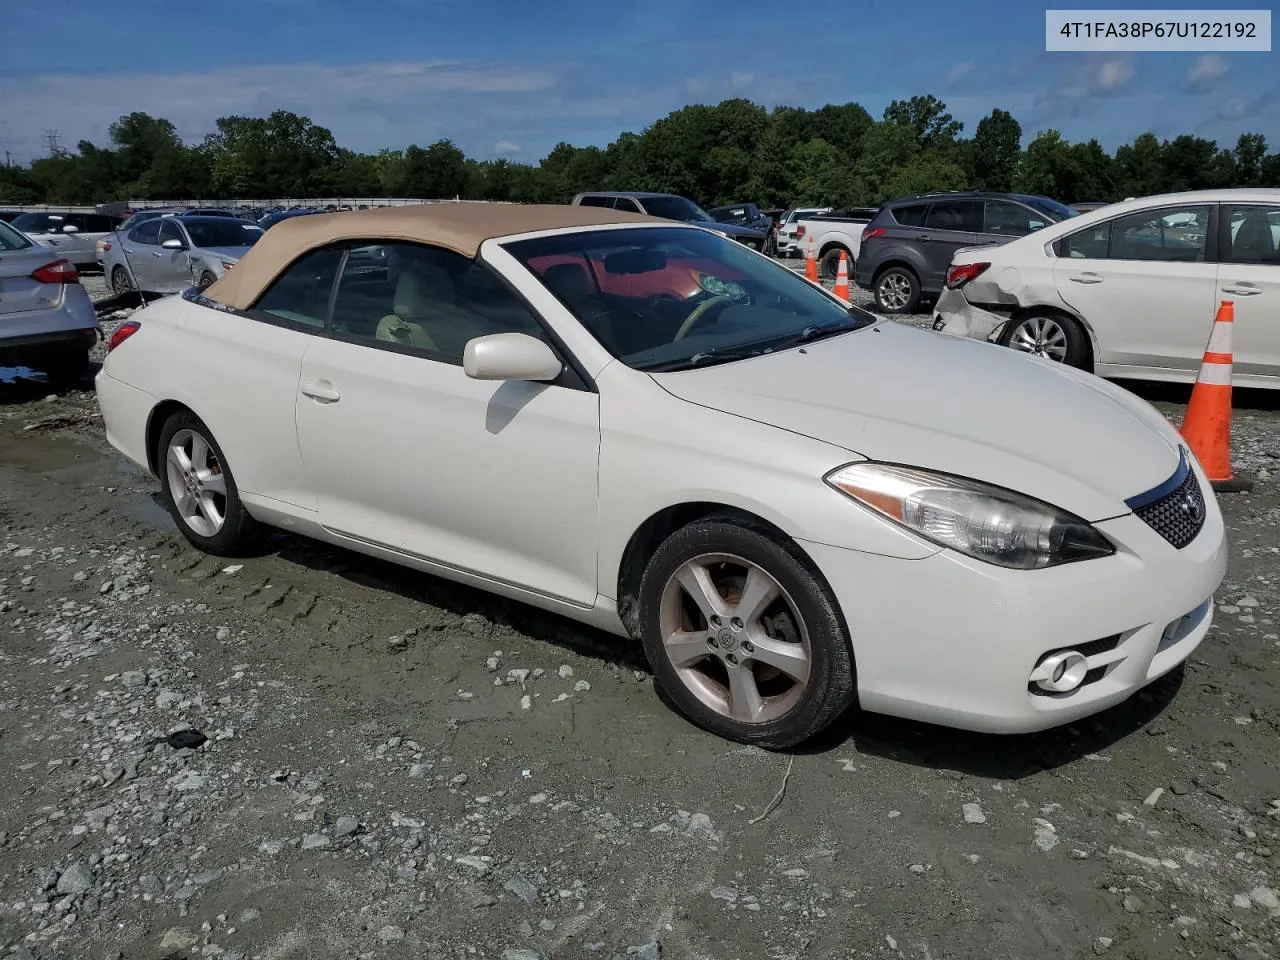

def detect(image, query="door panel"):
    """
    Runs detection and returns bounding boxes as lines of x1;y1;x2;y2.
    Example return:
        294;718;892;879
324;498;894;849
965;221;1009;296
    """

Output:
155;220;193;292
294;337;601;604
1219;203;1280;378
123;221;163;289
919;200;984;290
1053;204;1218;372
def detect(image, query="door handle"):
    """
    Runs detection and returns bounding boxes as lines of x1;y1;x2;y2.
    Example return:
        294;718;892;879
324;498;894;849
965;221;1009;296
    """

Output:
914;234;932;241
152;251;163;258
1221;282;1262;296
300;380;341;403
1070;272;1104;284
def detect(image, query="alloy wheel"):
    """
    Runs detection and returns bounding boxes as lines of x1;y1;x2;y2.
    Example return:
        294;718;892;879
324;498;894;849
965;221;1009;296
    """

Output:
1008;315;1069;362
657;553;811;724
165;428;228;537
878;273;911;310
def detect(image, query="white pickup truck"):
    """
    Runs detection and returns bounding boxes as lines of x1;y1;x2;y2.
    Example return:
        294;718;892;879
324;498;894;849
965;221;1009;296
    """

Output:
793;207;879;280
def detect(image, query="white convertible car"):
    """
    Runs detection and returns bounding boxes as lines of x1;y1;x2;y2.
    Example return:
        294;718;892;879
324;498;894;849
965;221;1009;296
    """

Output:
96;203;1227;747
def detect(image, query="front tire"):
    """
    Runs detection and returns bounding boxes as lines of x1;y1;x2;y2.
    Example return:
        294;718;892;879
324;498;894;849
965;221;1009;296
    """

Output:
874;266;921;314
637;516;856;749
998;311;1091;369
156;410;260;556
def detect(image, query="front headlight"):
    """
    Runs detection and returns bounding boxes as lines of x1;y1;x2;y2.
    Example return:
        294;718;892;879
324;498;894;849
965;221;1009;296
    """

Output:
825;462;1114;569
696;273;746;298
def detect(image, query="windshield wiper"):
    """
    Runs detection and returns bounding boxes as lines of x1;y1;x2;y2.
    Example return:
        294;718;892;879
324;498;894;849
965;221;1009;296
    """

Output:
772;321;860;349
643;347;769;372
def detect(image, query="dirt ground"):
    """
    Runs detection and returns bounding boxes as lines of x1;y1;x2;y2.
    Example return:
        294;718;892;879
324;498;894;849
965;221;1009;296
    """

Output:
1;275;1279;960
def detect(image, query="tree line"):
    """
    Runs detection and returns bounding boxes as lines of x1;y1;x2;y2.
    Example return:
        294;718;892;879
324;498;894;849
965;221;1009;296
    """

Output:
2;95;1277;211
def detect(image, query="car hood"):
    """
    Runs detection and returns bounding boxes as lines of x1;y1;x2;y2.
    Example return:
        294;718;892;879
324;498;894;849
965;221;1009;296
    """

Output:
650;322;1183;522
195;245;250;261
699;220;764;239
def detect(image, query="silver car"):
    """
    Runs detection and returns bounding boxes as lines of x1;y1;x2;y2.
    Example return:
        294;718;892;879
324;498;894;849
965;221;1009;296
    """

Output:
0;219;100;382
10;211;122;270
104;215;265;295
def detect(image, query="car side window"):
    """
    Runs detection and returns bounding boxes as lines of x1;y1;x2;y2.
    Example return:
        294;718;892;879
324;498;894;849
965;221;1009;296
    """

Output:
924;200;983;233
612;197;642;213
329;242;547;365
250;247;344;329
131;220;162;245
158;219;185;246
1223;204;1280;266
892;204;930;227
1107;206;1210;263
1058;223;1109;259
985;200;1048;236
577;195;614;208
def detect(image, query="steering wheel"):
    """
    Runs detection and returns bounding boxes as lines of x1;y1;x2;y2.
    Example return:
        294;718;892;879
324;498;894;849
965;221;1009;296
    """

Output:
673;295;732;341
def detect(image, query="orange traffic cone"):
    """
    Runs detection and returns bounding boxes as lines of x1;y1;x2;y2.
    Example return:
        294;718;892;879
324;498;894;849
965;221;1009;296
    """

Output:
833;250;850;301
804;235;818;282
1180;300;1252;492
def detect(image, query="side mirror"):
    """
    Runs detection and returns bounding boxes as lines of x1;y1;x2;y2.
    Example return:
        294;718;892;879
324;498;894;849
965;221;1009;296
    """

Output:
61;224;80;234
463;333;562;382
162;238;185;250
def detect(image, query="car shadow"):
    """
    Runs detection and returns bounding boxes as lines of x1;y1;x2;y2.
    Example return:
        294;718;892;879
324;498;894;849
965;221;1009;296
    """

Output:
260;528;651;673
0;361;99;407
1123;379;1280;413
793;664;1185;780
250;523;1180;777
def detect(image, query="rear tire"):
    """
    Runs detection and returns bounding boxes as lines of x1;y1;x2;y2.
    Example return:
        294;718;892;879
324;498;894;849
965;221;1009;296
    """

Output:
998;311;1091;370
874;266;921;314
819;246;851;281
637;516;856;749
111;266;134;295
198;271;217;291
156;410;261;556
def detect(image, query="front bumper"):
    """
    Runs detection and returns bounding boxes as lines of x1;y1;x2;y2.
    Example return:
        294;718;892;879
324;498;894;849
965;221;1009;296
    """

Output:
932;287;1007;341
800;459;1228;734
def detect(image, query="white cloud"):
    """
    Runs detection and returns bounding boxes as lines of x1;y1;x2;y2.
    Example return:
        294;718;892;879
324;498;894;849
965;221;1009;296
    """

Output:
1094;57;1134;92
729;71;754;90
493;141;522;154
944;61;975;85
2;60;557;164
1187;54;1229;93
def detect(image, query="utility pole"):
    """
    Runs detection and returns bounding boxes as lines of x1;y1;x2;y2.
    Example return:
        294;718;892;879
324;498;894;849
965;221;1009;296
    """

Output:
43;129;62;157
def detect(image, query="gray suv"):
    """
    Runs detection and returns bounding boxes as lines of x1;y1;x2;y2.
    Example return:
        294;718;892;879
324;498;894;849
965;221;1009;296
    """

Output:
570;192;768;250
853;192;1078;314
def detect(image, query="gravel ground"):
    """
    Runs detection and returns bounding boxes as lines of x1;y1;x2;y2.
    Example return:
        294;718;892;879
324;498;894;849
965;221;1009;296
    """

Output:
1;269;1279;960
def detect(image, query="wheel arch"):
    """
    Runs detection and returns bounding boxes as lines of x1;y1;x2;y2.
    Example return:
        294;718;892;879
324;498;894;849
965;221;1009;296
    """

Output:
614;501;835;642
1007;302;1098;371
145;399;198;478
870;258;921;285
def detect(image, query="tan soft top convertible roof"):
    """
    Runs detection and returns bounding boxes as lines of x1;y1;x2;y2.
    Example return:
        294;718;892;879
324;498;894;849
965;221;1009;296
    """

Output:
202;202;666;310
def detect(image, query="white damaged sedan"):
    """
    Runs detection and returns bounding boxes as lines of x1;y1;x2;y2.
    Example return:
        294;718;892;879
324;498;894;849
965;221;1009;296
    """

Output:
95;203;1227;748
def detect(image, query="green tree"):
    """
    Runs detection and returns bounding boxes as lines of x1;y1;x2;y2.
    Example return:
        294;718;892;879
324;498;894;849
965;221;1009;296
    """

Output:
1014;130;1077;199
969;108;1021;191
1232;133;1267;186
883;95;963;149
1114;132;1166;197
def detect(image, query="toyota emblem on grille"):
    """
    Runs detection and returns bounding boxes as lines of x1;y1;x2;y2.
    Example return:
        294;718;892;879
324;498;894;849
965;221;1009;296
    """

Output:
1178;487;1204;524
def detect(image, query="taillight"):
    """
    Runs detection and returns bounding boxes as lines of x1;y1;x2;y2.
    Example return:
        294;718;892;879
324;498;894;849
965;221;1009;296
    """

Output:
107;320;141;353
31;259;79;284
795;225;805;239
103;242;112;252
946;262;991;290
861;226;887;245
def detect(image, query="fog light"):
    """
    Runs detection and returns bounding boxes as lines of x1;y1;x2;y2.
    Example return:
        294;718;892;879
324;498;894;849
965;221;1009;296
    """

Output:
1030;650;1089;693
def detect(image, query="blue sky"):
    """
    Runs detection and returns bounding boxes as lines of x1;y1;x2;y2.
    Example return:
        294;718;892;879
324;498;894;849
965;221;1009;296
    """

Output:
1;0;1275;166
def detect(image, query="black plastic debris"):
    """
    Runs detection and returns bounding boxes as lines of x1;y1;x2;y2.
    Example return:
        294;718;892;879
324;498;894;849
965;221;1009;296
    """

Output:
144;728;208;751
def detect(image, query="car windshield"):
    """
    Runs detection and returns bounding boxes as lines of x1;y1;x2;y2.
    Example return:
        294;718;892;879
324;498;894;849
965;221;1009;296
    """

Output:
641;196;716;223
1019;195;1079;221
0;220;33;250
184;219;264;248
503;226;877;372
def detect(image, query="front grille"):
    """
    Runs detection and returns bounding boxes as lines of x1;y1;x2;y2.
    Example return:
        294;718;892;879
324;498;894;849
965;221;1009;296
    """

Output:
1131;458;1206;549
